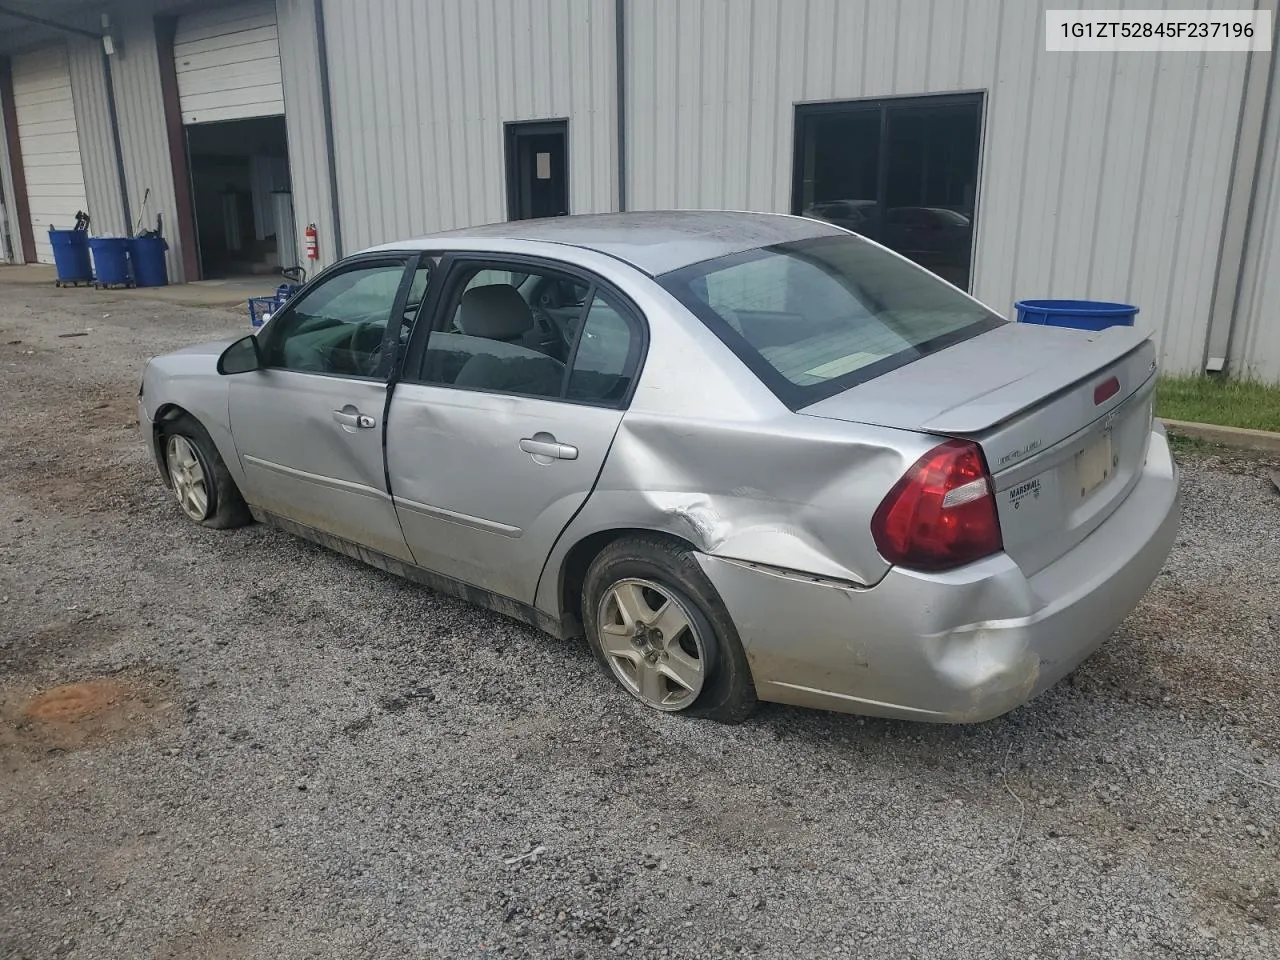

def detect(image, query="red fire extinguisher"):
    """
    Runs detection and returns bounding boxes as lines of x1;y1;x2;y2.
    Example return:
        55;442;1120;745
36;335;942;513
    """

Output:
304;223;318;261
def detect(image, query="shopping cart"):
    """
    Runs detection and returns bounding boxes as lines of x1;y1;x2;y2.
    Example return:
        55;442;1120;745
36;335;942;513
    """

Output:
248;266;307;328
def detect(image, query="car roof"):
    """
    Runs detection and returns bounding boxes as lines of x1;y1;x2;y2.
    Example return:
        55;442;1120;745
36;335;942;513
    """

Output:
369;210;844;276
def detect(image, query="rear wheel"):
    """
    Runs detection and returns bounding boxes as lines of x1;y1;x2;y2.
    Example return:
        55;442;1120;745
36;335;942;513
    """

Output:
582;535;756;723
160;414;251;529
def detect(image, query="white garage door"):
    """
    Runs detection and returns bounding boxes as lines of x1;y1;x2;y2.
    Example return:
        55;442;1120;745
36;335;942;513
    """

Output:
12;46;88;264
174;1;285;125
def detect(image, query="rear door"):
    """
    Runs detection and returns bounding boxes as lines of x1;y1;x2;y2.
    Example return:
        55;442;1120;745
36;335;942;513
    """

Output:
227;255;424;560
386;255;645;601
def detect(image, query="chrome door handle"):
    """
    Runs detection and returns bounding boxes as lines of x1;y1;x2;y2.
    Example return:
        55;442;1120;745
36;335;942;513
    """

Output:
519;437;578;461
333;409;376;429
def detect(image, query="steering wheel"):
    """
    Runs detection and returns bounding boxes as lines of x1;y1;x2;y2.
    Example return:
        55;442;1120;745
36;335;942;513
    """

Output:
530;306;567;361
333;321;384;376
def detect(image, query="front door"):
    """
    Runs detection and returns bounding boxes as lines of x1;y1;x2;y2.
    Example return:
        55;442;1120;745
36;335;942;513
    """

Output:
227;256;423;560
505;120;569;221
386;257;645;602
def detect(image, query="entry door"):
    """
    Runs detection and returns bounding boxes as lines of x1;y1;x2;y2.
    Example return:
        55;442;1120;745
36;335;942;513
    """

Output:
386;259;645;602
505;120;569;220
226;257;417;560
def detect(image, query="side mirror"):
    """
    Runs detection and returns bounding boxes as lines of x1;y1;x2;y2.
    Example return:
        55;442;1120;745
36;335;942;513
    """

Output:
217;335;263;375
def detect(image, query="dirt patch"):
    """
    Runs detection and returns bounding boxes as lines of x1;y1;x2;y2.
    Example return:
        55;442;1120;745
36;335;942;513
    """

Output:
0;446;147;517
25;679;134;721
1208;878;1280;930
0;673;174;770
80;389;139;433
0;616;120;674
1073;581;1280;748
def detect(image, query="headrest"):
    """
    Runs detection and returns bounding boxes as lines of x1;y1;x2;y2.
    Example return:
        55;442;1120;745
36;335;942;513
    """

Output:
457;284;534;340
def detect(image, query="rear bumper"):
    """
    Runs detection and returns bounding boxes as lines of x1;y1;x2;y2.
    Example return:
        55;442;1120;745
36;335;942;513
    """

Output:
696;426;1181;723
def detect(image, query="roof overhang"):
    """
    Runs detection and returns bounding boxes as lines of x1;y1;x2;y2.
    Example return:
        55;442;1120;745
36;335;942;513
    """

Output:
0;1;108;56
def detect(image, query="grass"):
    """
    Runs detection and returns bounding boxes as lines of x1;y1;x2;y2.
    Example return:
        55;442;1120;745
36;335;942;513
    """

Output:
1155;375;1280;433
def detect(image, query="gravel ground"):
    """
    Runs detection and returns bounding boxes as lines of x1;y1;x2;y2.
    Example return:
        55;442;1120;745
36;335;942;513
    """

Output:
0;283;1277;960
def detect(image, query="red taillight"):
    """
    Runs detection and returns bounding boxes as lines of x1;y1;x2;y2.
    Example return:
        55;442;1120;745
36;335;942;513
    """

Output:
871;440;1003;572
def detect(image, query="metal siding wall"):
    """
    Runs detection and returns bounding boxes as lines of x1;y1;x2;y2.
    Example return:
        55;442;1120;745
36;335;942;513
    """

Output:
625;0;1252;374
67;37;127;237
320;0;617;254
276;0;338;269
1232;41;1280;382
107;13;185;281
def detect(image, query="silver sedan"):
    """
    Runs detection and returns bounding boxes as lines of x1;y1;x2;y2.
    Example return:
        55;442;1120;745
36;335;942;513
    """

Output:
138;212;1180;723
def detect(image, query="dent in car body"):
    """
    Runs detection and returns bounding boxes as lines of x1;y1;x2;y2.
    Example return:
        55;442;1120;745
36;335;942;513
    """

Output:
693;430;1179;721
532;409;940;621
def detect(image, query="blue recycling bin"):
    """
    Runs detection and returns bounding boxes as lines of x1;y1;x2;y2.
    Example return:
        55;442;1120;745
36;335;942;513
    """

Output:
1015;299;1138;332
49;229;93;285
130;236;169;287
88;237;132;288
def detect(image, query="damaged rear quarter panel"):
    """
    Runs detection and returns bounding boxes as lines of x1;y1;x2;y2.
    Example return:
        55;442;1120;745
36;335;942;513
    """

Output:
526;266;947;619
538;408;942;615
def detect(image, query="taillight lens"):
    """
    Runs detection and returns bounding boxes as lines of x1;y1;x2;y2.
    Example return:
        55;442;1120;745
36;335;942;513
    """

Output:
871;440;1003;571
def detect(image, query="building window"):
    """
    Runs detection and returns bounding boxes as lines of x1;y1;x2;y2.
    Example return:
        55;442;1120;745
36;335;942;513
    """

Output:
792;94;983;291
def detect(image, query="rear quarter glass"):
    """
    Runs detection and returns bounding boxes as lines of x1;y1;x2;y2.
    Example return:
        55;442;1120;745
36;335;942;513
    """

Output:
659;235;1003;411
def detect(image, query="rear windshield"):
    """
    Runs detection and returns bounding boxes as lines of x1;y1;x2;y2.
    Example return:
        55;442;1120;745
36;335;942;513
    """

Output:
659;235;1003;408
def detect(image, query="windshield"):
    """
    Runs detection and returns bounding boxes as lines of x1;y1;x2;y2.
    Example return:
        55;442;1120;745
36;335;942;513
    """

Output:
659;235;1003;408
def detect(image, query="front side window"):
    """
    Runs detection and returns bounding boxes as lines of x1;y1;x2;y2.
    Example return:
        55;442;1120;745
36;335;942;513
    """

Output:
661;235;1003;408
264;261;407;377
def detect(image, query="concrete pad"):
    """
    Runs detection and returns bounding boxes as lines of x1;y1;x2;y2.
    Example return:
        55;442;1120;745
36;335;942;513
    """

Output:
125;278;268;309
0;264;275;311
0;264;59;285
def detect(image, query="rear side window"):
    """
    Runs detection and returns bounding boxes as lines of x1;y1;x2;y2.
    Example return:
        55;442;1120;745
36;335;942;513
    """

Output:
414;260;645;407
660;235;1003;408
566;294;640;403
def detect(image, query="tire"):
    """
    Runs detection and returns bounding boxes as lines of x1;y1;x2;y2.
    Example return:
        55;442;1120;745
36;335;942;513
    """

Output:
159;413;251;530
582;534;757;723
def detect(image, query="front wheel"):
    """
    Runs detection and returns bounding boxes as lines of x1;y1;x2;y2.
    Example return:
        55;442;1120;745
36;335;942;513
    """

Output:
582;535;757;723
160;414;251;529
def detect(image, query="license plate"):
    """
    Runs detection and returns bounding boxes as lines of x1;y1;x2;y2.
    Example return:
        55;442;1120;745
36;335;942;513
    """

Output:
1076;433;1115;497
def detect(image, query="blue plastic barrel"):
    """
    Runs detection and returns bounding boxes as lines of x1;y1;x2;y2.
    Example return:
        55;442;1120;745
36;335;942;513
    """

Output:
88;238;132;288
49;229;93;284
129;236;169;287
1015;299;1138;332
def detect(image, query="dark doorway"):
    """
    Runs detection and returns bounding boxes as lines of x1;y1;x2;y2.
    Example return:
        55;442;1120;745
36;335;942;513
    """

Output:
184;115;296;280
793;94;983;290
505;120;569;221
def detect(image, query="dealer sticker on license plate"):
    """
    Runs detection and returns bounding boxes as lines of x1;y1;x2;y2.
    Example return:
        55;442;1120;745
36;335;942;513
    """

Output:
1076;433;1115;498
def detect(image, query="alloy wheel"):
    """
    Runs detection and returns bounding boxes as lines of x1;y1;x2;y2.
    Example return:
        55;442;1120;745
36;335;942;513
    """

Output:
597;578;708;711
166;435;210;521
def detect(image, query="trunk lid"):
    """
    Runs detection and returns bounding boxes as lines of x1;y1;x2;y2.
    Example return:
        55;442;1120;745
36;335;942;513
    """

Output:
801;323;1158;575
